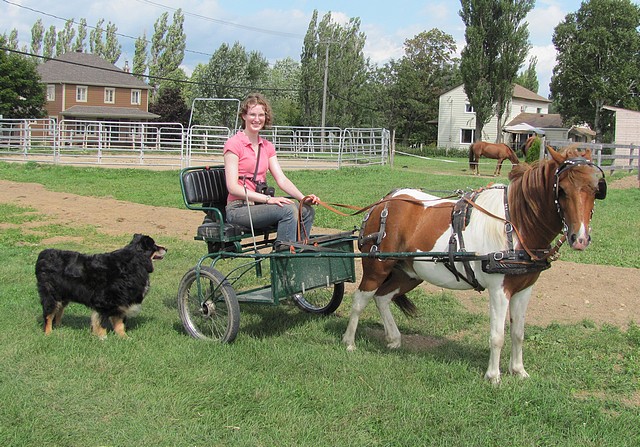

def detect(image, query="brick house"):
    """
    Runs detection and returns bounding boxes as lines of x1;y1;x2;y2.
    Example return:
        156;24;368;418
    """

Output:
37;51;159;123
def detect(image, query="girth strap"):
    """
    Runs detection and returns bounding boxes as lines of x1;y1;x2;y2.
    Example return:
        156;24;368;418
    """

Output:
445;189;485;292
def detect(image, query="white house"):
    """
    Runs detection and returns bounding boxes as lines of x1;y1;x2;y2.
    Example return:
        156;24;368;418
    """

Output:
437;84;551;149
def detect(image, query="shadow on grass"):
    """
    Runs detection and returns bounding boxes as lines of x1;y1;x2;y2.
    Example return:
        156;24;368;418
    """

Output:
323;318;489;376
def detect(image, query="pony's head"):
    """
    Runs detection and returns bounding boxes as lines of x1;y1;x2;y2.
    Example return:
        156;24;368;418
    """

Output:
548;145;606;250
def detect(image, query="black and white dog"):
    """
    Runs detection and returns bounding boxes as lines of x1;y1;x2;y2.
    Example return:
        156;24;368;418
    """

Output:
35;234;166;339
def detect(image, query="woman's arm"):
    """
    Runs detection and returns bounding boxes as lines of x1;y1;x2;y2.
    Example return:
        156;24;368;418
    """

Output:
268;155;319;205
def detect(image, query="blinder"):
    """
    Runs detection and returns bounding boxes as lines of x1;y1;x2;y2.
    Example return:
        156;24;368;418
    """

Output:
554;156;607;202
595;177;607;200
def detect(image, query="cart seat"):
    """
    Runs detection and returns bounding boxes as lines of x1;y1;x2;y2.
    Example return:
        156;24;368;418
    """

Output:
180;166;275;246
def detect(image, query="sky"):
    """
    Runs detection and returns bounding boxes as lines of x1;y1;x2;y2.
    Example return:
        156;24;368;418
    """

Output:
1;0;589;99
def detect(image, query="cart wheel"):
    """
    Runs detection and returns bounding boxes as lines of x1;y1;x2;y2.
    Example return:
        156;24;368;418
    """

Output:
177;266;240;342
292;282;344;315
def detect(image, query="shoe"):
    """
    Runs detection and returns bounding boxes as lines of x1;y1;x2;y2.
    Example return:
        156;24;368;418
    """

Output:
274;241;290;252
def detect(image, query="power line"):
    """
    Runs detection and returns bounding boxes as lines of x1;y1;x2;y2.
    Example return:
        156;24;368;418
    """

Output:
133;0;305;39
1;46;308;94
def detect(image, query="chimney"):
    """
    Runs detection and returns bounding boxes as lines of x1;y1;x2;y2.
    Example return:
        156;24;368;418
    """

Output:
123;60;130;73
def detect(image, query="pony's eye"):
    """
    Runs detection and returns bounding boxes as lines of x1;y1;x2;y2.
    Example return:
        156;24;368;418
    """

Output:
557;187;566;198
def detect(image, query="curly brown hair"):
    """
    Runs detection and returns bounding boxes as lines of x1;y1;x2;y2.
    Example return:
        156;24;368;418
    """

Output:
238;93;272;129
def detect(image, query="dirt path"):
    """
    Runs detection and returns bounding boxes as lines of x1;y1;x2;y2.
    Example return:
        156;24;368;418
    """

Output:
1;178;638;328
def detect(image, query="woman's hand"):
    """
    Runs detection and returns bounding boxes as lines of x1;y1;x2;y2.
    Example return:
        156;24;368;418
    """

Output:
266;196;294;207
302;194;320;205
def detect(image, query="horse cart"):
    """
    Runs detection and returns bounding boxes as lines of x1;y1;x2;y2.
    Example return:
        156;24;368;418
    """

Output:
176;166;359;342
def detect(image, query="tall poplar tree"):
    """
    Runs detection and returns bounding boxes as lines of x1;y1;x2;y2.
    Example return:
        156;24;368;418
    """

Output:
149;9;186;99
133;32;148;81
459;0;534;142
30;19;44;61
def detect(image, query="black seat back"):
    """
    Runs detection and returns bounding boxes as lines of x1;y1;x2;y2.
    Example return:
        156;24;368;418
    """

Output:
181;166;228;221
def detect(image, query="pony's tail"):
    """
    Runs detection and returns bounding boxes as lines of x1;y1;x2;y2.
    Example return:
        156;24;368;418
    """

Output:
468;143;475;170
392;294;419;317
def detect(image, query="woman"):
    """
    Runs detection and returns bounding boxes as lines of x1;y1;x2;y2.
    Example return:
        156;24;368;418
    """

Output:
224;93;319;247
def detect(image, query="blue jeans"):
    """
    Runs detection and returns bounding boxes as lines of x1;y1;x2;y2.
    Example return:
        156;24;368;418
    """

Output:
226;201;315;243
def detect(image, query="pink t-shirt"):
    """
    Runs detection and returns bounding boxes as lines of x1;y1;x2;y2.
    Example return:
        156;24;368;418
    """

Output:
223;131;276;202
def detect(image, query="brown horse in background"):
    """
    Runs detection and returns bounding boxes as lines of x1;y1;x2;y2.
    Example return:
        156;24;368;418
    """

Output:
468;141;519;176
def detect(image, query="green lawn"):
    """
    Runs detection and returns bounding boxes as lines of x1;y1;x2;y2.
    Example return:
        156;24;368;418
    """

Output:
0;159;639;446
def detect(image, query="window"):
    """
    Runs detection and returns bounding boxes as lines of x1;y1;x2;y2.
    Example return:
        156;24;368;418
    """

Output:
465;103;474;113
76;85;88;102
104;88;115;104
131;89;141;105
461;129;475;144
536;107;542;113
46;85;55;102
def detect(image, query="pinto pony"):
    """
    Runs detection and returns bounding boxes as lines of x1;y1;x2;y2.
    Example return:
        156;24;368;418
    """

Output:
343;145;606;383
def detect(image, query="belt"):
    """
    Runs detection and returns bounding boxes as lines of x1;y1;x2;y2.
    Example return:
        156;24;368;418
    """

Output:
227;199;255;207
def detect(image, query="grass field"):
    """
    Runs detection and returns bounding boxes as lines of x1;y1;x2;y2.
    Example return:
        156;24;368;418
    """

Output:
0;158;639;446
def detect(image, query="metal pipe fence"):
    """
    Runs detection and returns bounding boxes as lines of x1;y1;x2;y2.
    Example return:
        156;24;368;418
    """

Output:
0;119;390;170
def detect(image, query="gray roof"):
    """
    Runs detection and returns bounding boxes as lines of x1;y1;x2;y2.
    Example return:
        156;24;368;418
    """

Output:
37;52;150;90
512;85;551;103
62;105;159;120
506;112;565;129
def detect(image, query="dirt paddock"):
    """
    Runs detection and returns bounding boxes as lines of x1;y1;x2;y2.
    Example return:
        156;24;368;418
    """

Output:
1;176;638;328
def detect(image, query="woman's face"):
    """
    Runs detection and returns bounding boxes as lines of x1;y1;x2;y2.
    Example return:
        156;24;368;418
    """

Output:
243;104;266;132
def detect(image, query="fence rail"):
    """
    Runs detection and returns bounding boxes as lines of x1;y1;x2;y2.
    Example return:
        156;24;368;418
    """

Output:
0;119;389;170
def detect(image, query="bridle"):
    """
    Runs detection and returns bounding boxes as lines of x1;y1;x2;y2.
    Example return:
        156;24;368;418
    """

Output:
552;157;607;235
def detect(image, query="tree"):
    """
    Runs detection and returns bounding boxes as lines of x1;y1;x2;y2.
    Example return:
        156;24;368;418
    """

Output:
89;19;105;56
133;32;148;81
550;0;640;141
459;0;534;142
56;19;76;56
103;22;121;64
43;25;56;59
149;86;190;126
149;9;186;99
268;57;302;126
299;10;369;128
190;42;268;128
0;38;46;118
73;18;87;53
385;29;460;145
516;56;539;93
30;19;44;61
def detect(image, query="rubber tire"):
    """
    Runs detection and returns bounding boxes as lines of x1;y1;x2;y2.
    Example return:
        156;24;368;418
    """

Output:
292;282;344;315
177;266;240;343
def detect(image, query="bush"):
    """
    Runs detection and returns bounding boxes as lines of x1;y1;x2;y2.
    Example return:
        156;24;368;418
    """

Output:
525;137;541;163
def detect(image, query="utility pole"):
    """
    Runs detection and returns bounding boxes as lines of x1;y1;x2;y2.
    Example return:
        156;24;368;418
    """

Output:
321;43;330;131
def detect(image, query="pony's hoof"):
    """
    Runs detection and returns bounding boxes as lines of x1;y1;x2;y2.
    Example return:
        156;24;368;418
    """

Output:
345;344;356;352
484;371;501;385
510;368;530;380
387;340;401;349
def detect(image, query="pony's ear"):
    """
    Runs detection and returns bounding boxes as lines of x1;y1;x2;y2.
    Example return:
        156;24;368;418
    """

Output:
547;145;565;164
581;148;592;160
